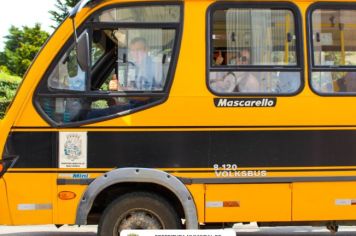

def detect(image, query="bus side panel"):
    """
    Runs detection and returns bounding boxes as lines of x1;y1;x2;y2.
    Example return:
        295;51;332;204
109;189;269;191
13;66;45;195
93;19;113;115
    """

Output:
55;185;88;224
205;184;291;222
4;173;54;225
0;178;12;225
293;182;356;221
186;184;205;223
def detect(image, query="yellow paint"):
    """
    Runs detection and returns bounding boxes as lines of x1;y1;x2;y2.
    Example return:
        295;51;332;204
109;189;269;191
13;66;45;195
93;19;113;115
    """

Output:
56;185;88;224
0;179;12;225
205;184;291;222
186;184;205;223
293;182;356;221
3;173;54;225
1;0;356;227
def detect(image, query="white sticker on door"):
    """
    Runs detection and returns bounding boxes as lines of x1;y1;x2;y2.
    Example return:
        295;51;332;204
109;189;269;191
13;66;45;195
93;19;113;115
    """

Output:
59;132;87;168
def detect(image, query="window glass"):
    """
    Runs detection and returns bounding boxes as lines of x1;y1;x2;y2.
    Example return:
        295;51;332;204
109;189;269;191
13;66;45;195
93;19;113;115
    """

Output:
312;71;356;93
91;30;107;66
98;6;180;23
42;27;176;123
209;5;301;95
115;28;175;92
311;8;356;94
312;9;356;66
99;69;116;91
92;43;105;66
212;8;297;66
37;5;181;125
210;71;300;94
48;47;86;91
39;96;160;124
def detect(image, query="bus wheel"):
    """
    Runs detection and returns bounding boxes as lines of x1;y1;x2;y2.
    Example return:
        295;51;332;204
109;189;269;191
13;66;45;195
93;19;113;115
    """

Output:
98;192;182;236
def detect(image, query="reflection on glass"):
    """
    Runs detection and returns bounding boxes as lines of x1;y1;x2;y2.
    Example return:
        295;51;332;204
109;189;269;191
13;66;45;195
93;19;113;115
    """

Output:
312;9;356;66
312;71;356;93
98;6;180;23
39;97;159;124
212;8;297;66
115;29;175;92
48;47;86;91
209;71;300;94
91;42;105;66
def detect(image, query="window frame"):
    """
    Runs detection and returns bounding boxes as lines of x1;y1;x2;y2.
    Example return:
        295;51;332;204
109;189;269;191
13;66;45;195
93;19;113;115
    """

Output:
206;1;304;97
307;2;356;96
34;1;184;127
89;24;179;94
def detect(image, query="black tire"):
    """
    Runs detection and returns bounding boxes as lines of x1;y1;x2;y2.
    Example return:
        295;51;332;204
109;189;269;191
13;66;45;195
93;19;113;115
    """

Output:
97;192;182;236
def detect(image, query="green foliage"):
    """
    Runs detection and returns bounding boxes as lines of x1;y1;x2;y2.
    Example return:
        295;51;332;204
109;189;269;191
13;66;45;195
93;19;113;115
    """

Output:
49;0;80;27
0;72;21;118
0;24;49;77
0;65;10;74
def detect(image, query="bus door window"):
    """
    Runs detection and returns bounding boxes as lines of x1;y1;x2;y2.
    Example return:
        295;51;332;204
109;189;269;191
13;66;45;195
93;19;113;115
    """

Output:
115;28;174;92
47;46;86;92
35;4;182;126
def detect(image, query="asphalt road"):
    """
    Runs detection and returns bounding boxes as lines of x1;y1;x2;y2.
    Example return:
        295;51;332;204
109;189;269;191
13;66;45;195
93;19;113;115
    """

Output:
1;224;356;235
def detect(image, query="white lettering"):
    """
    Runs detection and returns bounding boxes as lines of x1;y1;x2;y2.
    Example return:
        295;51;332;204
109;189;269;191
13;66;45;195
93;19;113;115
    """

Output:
218;99;227;107
222;171;229;177
216;98;275;107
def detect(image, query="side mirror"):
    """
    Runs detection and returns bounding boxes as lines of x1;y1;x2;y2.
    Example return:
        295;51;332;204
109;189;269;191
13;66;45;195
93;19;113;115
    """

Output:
76;31;90;71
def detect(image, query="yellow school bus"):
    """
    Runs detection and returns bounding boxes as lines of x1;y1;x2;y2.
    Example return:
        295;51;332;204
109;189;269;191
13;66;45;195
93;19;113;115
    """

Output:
2;0;356;234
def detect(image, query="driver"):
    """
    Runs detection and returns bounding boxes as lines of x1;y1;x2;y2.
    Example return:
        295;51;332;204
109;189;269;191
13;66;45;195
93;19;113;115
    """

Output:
125;37;161;91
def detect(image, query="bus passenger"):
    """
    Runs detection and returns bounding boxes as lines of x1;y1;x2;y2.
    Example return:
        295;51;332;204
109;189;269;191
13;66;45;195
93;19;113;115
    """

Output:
214;50;224;65
210;49;260;93
233;49;259;92
236;49;251;65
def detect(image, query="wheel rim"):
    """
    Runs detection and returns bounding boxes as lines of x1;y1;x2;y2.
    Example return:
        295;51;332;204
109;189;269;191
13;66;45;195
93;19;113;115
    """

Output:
114;208;164;234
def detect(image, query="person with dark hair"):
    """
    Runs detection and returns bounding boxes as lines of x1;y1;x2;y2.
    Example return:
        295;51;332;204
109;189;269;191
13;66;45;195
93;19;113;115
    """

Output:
210;49;260;93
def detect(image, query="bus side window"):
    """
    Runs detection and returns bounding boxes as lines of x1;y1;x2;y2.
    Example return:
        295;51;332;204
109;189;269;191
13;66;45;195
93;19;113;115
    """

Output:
208;3;303;95
310;7;356;94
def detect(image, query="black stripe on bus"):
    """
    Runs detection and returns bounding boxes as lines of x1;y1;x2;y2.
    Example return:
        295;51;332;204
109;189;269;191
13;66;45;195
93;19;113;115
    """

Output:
57;178;95;185
6;130;356;169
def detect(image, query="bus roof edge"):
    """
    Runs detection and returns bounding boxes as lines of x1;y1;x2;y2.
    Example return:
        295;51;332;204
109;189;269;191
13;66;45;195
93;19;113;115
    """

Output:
69;0;100;18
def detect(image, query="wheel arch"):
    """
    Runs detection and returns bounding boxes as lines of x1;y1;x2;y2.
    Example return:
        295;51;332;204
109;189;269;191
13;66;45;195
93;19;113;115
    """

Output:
75;168;199;229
